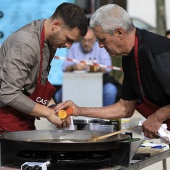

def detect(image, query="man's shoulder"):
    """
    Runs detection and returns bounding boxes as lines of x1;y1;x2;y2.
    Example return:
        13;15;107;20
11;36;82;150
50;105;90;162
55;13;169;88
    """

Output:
9;20;43;47
137;28;170;52
137;28;165;43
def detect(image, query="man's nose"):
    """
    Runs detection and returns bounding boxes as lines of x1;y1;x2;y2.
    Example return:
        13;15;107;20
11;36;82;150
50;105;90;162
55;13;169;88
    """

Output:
98;41;104;48
84;41;90;45
65;42;73;49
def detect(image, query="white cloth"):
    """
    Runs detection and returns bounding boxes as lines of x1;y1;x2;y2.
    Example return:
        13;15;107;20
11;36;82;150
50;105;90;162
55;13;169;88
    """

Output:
138;120;170;143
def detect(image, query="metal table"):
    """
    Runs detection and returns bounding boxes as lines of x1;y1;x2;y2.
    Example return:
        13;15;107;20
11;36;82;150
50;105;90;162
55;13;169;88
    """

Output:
125;148;170;170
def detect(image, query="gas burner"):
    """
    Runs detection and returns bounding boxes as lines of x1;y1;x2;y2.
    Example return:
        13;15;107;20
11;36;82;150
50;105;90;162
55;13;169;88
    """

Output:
17;150;112;165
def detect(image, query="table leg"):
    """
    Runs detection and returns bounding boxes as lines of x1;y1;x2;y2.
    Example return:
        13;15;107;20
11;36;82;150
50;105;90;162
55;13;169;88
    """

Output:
162;159;167;170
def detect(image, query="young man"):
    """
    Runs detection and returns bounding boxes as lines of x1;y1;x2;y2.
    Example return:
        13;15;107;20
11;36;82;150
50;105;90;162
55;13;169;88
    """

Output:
55;4;170;139
0;2;88;133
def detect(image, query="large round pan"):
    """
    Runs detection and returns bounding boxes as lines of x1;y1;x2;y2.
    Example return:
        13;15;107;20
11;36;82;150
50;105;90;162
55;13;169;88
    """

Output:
0;130;130;151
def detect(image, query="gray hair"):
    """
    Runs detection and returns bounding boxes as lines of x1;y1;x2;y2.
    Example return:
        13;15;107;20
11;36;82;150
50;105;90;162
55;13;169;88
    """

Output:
90;4;135;34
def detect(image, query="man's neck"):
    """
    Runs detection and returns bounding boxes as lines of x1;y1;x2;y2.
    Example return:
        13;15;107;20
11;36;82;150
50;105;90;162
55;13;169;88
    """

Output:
123;28;136;56
44;19;51;42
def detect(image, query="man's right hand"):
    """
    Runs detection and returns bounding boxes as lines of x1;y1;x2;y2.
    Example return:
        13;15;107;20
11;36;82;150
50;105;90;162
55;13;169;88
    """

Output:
54;100;79;117
46;109;62;126
30;103;62;126
73;63;88;71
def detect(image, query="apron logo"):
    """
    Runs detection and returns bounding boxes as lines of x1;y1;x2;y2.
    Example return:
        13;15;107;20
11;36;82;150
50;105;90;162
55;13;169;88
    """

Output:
36;97;49;105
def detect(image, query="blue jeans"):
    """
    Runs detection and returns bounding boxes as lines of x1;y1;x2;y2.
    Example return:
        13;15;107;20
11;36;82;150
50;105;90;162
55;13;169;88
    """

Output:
103;83;117;106
54;88;62;104
54;82;118;106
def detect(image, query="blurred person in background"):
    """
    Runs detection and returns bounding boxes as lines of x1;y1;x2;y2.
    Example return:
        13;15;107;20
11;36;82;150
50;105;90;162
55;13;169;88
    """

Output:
55;4;170;139
165;30;170;38
54;27;121;106
0;2;88;133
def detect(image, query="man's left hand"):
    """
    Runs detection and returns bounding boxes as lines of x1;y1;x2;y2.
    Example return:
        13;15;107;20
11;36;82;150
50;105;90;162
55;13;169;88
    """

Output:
57;116;71;128
142;114;162;138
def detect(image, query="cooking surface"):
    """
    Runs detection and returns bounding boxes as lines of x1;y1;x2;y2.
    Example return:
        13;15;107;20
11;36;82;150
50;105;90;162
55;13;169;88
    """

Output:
1;130;92;141
0;130;130;152
1;130;128;142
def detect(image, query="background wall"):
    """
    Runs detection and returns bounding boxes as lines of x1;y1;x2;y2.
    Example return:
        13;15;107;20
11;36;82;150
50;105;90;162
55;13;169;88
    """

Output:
127;0;170;30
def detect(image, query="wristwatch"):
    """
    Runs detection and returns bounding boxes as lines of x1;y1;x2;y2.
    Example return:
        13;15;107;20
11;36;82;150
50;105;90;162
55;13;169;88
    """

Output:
48;104;57;109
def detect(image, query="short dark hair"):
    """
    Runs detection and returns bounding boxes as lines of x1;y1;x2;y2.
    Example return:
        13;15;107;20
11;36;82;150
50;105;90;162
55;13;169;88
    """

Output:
51;3;88;37
165;30;170;36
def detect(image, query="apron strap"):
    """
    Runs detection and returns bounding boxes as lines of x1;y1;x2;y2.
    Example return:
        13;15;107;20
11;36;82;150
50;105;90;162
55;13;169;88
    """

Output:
37;26;45;83
134;35;146;98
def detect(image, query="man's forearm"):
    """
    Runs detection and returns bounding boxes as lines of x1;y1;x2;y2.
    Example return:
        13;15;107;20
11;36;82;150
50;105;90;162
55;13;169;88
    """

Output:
30;103;52;118
9;93;36;114
77;99;136;119
154;104;170;123
31;103;62;126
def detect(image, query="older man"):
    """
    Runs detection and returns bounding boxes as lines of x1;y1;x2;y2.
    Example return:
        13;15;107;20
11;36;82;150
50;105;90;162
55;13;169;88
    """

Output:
55;4;170;139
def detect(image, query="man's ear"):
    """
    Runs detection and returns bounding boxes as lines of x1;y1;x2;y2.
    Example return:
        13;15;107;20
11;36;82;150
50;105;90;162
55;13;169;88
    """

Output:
52;19;62;31
114;27;124;40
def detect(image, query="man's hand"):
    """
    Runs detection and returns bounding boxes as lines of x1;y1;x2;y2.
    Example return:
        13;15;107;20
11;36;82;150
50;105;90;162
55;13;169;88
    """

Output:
54;100;79;117
30;103;62;126
142;114;161;139
142;105;170;139
73;63;88;71
57;116;71;128
46;109;63;126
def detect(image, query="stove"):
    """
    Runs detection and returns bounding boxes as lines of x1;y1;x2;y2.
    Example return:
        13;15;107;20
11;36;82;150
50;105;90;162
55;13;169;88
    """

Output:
0;137;143;170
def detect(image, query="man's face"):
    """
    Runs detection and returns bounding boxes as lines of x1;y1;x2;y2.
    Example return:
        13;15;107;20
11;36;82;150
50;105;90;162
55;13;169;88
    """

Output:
48;26;81;49
93;25;124;57
81;29;96;53
167;34;170;39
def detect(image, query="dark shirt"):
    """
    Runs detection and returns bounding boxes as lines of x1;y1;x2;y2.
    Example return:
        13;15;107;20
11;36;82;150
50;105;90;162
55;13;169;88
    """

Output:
122;28;170;107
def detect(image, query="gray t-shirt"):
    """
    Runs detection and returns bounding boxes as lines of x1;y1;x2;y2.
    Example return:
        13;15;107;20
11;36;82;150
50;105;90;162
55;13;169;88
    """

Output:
0;20;56;114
